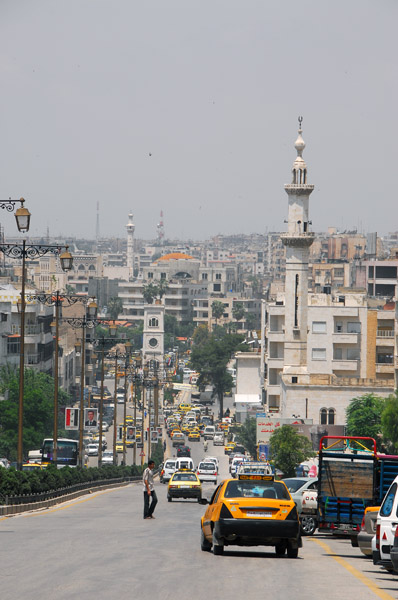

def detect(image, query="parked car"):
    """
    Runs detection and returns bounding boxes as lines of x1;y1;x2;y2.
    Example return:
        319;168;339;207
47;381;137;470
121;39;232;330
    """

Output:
358;506;379;557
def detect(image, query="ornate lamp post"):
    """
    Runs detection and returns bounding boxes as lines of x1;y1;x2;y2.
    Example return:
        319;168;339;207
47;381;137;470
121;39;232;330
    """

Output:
27;290;92;465
0;236;72;470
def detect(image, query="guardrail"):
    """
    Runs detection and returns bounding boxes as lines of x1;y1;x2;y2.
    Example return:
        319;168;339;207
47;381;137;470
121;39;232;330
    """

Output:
0;475;142;517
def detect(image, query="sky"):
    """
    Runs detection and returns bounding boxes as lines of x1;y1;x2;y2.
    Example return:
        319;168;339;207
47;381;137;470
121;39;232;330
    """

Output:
0;0;397;242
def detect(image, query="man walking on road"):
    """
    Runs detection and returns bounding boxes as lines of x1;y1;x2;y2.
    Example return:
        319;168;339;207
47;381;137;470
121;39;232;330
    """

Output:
143;460;157;519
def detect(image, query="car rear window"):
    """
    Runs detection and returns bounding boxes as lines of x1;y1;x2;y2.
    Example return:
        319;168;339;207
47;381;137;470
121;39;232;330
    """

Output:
283;479;308;493
199;463;216;470
224;480;290;500
173;473;197;481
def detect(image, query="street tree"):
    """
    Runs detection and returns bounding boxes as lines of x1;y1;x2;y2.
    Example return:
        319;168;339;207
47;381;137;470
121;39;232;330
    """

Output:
234;417;257;458
190;332;245;419
0;366;70;460
232;302;246;330
381;392;398;452
346;393;385;448
107;296;123;320
211;300;225;329
269;425;315;477
142;282;159;304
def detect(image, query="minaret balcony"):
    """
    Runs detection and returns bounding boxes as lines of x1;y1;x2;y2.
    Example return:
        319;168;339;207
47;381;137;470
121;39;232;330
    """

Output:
280;232;315;248
284;184;314;195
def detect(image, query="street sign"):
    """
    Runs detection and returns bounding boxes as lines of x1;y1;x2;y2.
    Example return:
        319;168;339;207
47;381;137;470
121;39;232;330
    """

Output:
139;451;145;457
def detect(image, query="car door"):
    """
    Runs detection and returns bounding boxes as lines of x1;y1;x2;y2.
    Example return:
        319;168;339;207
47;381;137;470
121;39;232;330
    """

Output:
203;484;223;540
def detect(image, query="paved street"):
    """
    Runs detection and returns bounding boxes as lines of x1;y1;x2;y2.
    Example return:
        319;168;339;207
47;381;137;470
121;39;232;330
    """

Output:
1;432;397;600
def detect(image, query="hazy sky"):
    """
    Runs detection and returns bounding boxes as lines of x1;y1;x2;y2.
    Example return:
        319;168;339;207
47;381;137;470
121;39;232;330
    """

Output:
0;0;397;241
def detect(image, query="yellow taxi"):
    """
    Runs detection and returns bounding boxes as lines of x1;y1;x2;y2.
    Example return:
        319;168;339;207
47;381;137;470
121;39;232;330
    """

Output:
22;462;46;471
181;424;191;435
224;442;236;455
200;472;301;556
178;403;192;413
168;468;202;503
125;416;134;423
188;430;201;442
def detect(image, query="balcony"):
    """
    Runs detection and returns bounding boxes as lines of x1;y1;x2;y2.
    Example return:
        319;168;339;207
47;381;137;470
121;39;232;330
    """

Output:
267;330;285;342
376;363;394;374
377;329;394;338
26;353;40;365
332;332;358;344
332;359;358;371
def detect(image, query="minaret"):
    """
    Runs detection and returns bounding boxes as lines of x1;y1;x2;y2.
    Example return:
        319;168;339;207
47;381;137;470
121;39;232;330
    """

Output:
126;212;135;278
281;118;315;374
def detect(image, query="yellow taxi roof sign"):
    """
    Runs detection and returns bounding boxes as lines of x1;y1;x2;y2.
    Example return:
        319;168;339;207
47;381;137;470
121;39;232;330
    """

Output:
238;474;274;481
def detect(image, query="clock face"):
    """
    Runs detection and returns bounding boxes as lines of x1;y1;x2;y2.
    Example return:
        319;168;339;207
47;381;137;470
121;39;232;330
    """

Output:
149;337;158;348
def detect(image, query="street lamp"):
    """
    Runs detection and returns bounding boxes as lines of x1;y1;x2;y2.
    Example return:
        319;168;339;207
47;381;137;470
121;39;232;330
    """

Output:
0;241;73;470
27;291;88;465
122;341;132;467
0;197;30;231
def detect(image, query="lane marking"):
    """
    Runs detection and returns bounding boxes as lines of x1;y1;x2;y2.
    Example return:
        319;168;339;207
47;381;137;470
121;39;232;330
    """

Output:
310;538;395;600
0;484;133;521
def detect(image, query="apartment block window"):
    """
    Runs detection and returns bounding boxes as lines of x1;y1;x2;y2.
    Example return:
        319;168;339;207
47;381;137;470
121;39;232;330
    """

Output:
334;348;343;360
347;348;360;360
148;272;153;279
368;266;374;278
312;321;326;333
203;312;208;318
312;348;326;360
334;269;344;277
202;273;208;280
213;284;221;292
215;273;222;280
160;273;167;280
347;322;361;334
7;338;20;354
335;321;343;333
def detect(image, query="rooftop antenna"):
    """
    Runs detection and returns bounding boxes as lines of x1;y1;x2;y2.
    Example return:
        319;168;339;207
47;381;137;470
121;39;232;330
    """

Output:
298;115;303;129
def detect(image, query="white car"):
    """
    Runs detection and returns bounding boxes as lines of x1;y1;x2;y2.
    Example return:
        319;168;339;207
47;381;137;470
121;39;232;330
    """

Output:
374;477;398;572
102;450;114;464
87;443;99;456
203;456;219;472
197;461;218;484
161;459;177;483
230;456;247;478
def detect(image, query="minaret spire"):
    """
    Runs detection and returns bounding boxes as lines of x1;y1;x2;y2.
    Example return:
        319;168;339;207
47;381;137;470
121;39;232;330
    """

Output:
281;119;315;377
126;212;135;279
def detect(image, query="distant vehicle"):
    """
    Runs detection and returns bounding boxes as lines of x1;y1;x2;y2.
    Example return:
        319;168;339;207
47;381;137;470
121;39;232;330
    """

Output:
203;426;216;440
160;459;177;483
213;432;224;446
177;445;191;458
41;438;79;468
197;461;218;485
87;443;99;456
102;451;114;465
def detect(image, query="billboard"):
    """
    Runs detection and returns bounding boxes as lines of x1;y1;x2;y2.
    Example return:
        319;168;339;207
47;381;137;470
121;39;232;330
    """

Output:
84;408;98;431
256;417;313;444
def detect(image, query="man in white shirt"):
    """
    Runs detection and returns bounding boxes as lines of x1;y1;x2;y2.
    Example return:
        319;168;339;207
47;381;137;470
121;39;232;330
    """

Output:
143;460;158;519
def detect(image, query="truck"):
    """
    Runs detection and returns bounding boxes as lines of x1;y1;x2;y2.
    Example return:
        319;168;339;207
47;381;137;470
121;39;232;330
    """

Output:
317;436;398;542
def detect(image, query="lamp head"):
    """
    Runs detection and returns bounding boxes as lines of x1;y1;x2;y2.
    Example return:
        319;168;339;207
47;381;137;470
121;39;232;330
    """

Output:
15;199;30;233
59;247;73;272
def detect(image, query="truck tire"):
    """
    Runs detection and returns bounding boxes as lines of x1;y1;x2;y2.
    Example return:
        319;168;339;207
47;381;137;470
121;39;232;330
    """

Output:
300;515;317;536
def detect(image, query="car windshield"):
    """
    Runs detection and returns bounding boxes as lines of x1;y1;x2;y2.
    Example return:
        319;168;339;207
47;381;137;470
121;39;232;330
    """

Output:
173;473;197;481
224;480;290;500
283;479;309;493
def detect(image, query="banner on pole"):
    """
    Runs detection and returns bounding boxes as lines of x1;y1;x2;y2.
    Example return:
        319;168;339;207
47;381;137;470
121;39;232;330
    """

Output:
65;407;79;430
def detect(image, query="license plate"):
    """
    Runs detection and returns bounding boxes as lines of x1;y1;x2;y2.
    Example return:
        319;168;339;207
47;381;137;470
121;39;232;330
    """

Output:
246;511;272;518
179;485;190;488
339;524;351;531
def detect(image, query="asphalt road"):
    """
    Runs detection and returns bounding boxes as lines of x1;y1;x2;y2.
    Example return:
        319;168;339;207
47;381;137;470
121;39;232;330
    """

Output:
1;435;397;600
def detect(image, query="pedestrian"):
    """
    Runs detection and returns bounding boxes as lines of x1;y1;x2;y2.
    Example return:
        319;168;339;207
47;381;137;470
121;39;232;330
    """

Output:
163;439;166;452
143;460;157;519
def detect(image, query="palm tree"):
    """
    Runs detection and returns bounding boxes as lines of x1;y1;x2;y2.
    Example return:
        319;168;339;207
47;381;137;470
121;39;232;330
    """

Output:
211;300;225;330
107;297;123;320
232;302;246;332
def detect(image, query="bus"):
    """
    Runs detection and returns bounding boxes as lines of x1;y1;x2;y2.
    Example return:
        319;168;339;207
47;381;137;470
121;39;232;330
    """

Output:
41;438;79;468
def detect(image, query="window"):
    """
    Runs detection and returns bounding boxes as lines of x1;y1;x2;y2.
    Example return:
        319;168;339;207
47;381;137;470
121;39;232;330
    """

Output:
368;266;374;278
376;266;397;279
7;338;20;354
347;348;360;361
334;348;343;360
334;269;344;277
215;273;222;280
312;348;326;360
148;272;153;279
202;273;208;280
312;321;326;333
328;408;335;425
380;483;397;517
320;408;327;425
160;273;167;280
335;321;343;333
213;284;221;292
148;317;159;327
347;322;361;334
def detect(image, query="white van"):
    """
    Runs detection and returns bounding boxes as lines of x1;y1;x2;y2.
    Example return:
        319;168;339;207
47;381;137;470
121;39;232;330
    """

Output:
175;457;194;471
373;477;398;570
161;458;177;483
203;426;216;440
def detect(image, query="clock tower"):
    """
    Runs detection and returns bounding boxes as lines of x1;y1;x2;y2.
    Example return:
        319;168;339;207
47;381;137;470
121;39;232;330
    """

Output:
142;300;164;365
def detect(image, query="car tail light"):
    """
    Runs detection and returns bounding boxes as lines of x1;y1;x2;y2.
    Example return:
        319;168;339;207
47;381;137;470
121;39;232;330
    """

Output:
360;516;366;531
394;527;398;539
376;524;380;550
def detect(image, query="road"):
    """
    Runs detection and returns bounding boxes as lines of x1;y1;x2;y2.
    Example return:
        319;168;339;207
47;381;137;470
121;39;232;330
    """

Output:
1;434;397;599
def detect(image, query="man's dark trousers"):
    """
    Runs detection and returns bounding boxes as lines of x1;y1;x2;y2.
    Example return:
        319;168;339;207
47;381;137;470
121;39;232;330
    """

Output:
143;490;158;518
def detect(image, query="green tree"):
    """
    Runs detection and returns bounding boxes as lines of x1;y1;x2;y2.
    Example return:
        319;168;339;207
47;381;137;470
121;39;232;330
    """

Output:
0;366;70;461
190;332;245;419
142;282;159;304
381;392;398;452
107;296;123;320
269;425;315;477
245;312;257;332
211;300;225;329
234;417;257;458
346;393;385;447
232;302;246;330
